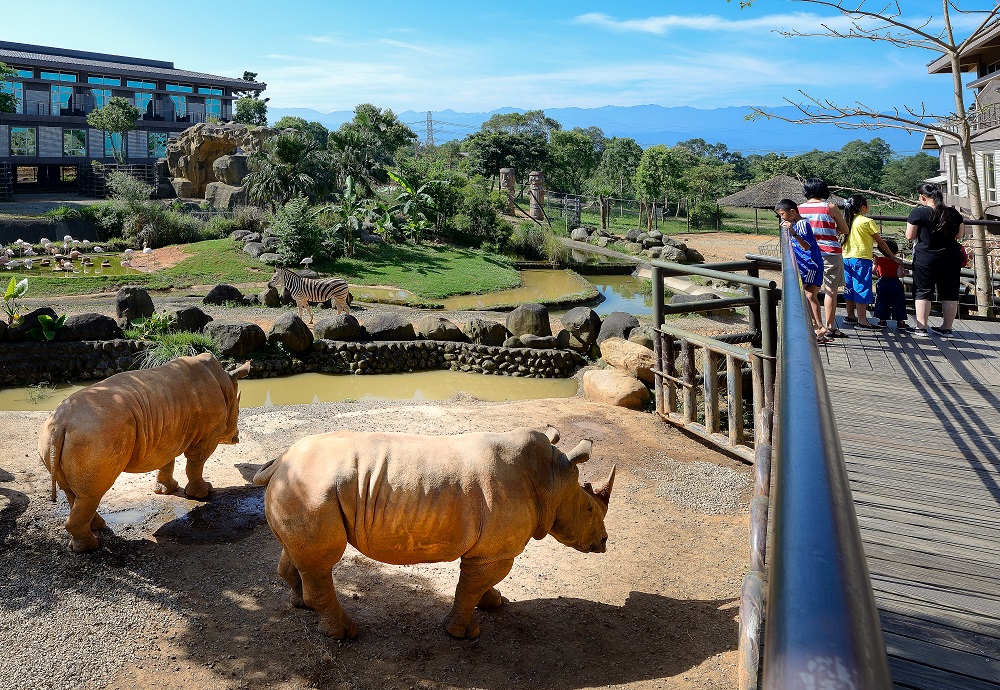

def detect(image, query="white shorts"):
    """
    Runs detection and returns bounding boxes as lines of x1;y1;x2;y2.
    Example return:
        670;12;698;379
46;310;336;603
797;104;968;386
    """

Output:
821;253;845;294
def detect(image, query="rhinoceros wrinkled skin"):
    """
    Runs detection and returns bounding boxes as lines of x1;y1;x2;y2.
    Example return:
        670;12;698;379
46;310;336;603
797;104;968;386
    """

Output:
37;353;251;553
252;425;615;639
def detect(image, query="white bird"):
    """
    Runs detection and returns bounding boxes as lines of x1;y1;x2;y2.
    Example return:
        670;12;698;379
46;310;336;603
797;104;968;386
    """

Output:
143;245;152;255
72;240;80;247
124;249;135;258
24;249;35;256
300;256;314;269
39;237;51;246
63;235;73;243
23;259;33;270
93;246;104;253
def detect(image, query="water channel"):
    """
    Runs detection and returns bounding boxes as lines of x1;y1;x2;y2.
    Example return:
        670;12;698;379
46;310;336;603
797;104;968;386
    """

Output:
0;370;580;412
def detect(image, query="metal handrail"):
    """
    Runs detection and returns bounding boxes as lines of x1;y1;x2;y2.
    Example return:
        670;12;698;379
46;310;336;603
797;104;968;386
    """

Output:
759;228;891;688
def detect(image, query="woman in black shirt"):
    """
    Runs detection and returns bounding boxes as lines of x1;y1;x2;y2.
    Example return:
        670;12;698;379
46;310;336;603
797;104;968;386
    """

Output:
905;183;965;335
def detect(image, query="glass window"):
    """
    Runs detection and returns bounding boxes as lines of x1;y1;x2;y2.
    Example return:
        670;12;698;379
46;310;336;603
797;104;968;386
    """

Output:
170;94;187;117
949;155;960;196
16;166;38;183
205;98;221;120
60;166;78;182
13;68;32;78
104;131;123;158
148;131;167;158
2;81;23;113
91;88;112;108
197;87;222;95
166;83;193;93
41;71;77;82
10;127;36;156
987;154;997;203
63;129;86;157
135;91;153;115
88;75;121;86
51;85;73;115
127;79;156;90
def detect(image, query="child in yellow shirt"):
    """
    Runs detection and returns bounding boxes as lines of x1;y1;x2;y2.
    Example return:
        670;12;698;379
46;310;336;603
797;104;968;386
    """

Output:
842;194;899;330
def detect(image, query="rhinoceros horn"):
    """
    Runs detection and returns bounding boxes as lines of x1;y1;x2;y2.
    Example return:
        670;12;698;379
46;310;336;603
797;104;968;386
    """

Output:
594;464;616;507
545;425;560;444
229;361;252;380
565;438;592;465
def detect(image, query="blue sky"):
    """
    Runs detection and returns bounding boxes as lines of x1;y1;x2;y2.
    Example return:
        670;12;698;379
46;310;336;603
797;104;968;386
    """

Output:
2;0;981;114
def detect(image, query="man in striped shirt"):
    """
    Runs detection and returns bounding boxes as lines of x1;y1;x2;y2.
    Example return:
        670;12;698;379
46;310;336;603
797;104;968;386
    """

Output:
799;179;850;336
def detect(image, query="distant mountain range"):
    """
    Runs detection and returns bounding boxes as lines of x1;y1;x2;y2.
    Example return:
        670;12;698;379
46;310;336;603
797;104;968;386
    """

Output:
267;104;925;156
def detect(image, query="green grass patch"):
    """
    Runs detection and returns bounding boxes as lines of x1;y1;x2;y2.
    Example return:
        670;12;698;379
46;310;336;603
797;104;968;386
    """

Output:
128;331;219;369
319;243;520;300
158;239;270;286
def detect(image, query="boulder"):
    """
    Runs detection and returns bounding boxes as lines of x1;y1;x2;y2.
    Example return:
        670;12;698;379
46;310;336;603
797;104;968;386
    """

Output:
115;286;154;325
628;326;656;351
243;241;264;259
55;313;123;341
669;292;729;315
506;303;551;338
205;182;246;211
170;306;213;333
364;313;416;341
596;237;610;248
231;230;252;242
644;247;663;259
359;233;383;245
461;318;511;347
560;307;602;353
203;320;266;359
502;336;525;349
170;178;196;198
212;154;249;186
583;369;651;410
165;122;277;197
260;286;281;308
244;232;263;243
571;228;590;241
521;334;558;349
686;247;706;264
625;229;642;242
261;236;281;253
267;312;314;353
413;315;467;342
648;230;663;240
663;237;688;251
642;237;662;249
259;252;282;265
600;337;656;385
659;245;688;263
596;311;640;345
203;284;246;306
0;320;6;341
7;307;57;341
625;242;643;254
314;313;363;341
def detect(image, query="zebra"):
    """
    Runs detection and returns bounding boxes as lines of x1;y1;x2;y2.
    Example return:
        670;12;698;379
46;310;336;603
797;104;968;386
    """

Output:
268;266;353;324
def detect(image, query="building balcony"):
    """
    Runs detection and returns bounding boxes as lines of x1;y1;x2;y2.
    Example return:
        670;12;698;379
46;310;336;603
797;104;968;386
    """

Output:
936;104;1000;136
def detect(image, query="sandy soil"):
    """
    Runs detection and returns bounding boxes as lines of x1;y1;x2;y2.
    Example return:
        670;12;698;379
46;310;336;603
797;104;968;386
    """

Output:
0;396;751;690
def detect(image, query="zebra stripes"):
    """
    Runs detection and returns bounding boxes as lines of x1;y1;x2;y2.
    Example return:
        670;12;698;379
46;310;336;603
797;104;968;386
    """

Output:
269;266;353;324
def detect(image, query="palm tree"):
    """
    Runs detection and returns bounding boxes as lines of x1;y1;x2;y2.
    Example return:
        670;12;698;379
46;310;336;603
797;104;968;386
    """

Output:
387;169;443;242
244;131;334;210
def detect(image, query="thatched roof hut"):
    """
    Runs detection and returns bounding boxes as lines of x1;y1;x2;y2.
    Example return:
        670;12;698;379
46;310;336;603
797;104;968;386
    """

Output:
717;175;844;208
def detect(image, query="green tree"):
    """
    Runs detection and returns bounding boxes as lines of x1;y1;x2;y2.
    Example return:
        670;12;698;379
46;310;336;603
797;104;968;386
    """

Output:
590;137;643;198
235;97;268;126
274;116;330;147
634;145;686;229
831;138;893;191
387;168;442;241
880;152;940;198
481;110;561;139
328;103;417;196
0;62;18;113
86;97;140;162
244;130;334;210
269;194;325;265
547;129;600;194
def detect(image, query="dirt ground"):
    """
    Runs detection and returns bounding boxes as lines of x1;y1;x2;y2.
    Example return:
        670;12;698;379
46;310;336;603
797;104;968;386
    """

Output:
0;396;751;690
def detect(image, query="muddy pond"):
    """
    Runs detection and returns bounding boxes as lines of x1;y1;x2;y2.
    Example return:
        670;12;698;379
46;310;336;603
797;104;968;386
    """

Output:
0;370;580;411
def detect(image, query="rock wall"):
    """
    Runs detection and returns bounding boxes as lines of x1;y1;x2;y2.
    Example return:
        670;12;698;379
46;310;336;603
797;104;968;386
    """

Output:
164;122;275;198
0;340;152;387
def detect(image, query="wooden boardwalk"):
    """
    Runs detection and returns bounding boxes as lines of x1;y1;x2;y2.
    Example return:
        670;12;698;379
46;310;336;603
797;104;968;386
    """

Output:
821;318;1000;689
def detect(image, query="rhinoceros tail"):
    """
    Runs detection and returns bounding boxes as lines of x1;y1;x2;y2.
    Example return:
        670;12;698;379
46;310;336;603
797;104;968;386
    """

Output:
46;426;67;502
252;458;280;486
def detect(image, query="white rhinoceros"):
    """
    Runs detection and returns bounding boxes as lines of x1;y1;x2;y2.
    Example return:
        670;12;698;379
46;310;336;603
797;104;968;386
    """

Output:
252;425;615;639
38;353;251;553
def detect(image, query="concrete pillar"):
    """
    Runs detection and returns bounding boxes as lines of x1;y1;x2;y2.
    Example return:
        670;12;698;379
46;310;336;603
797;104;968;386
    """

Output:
529;171;545;220
499;167;516;214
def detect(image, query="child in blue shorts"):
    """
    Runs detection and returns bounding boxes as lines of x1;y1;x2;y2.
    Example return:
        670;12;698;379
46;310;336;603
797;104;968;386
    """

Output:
776;198;828;343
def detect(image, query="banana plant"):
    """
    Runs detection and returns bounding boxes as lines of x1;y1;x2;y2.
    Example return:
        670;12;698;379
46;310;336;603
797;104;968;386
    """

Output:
30;314;67;341
2;277;27;325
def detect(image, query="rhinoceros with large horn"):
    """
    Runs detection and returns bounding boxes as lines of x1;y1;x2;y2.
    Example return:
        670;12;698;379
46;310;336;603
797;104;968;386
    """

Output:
252;425;615;639
38;353;251;553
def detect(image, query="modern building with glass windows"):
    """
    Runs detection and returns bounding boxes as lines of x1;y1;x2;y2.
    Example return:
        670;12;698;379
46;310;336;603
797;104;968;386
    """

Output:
0;41;265;191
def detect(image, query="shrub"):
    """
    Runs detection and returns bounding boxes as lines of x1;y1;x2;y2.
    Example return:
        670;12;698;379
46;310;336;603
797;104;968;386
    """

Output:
446;181;513;248
132;331;218;369
232;205;270;234
689;202;721;229
509;221;548;260
203;215;238;239
269;195;324;264
106;170;154;202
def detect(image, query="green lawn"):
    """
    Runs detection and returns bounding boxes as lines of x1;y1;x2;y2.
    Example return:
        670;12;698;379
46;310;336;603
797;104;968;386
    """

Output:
20;239;521;301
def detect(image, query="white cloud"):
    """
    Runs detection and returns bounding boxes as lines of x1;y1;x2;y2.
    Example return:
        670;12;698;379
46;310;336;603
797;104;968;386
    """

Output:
574;12;862;34
378;39;447;56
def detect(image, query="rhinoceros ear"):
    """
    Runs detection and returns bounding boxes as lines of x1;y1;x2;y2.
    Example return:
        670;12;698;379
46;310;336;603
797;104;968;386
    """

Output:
594;464;616;507
229;361;252;381
545;425;560;444
565;438;592;465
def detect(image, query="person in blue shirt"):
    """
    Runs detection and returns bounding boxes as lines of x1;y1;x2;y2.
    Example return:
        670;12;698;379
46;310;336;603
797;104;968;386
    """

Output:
776;198;829;344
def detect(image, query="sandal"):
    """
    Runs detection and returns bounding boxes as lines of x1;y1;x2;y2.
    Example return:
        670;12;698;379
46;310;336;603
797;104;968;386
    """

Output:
931;326;953;336
816;334;834;345
856;321;884;330
844;316;858;324
896;323;913;332
828;328;847;338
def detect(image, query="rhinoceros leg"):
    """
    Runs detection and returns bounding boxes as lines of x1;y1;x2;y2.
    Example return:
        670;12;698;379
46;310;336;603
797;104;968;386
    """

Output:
153;460;180;495
300;564;358;639
182;448;216;499
65;495;102;553
445;557;515;639
277;548;306;608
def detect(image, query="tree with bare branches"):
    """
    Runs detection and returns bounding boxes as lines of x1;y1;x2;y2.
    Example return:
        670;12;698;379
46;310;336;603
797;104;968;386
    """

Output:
748;1;1000;312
